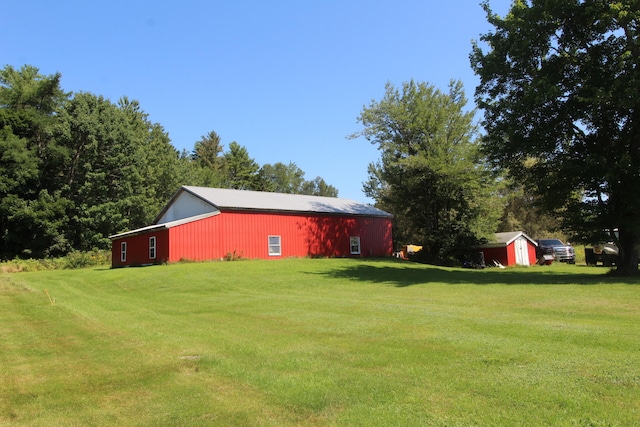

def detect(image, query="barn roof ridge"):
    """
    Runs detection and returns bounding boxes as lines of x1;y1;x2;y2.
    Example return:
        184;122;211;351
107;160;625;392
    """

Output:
178;186;393;218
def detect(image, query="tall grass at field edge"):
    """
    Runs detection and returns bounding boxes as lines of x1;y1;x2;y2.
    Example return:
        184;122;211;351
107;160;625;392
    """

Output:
0;250;111;272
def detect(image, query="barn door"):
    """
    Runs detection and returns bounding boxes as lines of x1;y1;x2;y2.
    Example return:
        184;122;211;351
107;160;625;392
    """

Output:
514;237;529;266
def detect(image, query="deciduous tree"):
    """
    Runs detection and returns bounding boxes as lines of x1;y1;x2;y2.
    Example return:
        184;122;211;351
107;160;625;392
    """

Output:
257;162;339;196
353;80;501;264
300;176;338;197
471;0;640;274
496;181;560;238
57;93;183;250
257;162;306;193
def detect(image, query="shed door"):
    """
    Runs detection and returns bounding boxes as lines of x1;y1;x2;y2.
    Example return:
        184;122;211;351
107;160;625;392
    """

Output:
514;237;529;266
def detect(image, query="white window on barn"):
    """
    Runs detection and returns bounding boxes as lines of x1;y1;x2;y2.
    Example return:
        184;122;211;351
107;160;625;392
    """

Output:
120;242;127;262
268;235;281;256
350;236;361;255
149;236;156;260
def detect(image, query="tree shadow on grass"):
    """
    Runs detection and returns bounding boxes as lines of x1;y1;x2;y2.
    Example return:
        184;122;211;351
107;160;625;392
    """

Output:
320;258;640;287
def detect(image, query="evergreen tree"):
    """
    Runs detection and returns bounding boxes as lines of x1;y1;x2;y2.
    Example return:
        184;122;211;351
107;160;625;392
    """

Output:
222;141;260;190
191;130;226;187
192;131;224;169
0;65;71;258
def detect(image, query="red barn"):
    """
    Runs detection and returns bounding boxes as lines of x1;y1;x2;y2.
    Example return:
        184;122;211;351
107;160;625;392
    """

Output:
109;186;393;267
475;231;538;267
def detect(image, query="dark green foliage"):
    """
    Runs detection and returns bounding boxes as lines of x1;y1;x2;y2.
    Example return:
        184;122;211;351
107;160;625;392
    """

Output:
192;130;224;170
471;0;640;274
0;65;71;259
0;129;39;194
222;141;261;190
0;191;72;258
300;176;338;197
0;65;183;258
257;162;306;193
0;64;340;259
496;181;561;239
190;130;226;187
55;93;182;249
353;80;502;265
257;162;339;196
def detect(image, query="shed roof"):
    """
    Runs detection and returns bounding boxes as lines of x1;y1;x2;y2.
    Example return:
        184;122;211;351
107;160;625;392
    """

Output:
156;186;393;221
475;231;538;248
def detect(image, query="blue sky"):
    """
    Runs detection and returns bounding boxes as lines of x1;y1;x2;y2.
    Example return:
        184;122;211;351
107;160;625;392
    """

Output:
2;0;511;203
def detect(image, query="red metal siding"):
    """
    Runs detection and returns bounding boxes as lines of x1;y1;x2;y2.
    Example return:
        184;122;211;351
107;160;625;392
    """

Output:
527;244;537;265
479;241;537;267
156;231;170;263
166;215;223;262
111;229;169;267
480;247;509;266
504;243;515;266
165;210;393;262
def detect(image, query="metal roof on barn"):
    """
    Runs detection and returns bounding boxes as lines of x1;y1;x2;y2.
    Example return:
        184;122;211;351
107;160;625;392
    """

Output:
157;186;393;220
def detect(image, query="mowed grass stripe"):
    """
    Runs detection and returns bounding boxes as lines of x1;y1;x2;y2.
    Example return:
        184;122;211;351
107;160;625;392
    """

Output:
1;258;639;426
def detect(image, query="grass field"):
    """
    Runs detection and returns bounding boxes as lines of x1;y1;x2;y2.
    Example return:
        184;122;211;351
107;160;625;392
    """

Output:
1;258;639;426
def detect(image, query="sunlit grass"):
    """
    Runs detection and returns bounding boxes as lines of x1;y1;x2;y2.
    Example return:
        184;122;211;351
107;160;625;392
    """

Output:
1;259;639;426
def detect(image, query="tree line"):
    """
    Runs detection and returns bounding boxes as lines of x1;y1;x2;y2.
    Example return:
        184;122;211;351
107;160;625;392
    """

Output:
0;63;560;266
4;1;637;274
0;65;336;259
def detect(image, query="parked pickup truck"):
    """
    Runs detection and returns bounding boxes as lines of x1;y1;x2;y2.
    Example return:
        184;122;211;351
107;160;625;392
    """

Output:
536;239;576;264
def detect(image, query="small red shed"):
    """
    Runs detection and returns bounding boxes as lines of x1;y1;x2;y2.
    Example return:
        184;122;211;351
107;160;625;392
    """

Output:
475;231;538;267
109;186;394;267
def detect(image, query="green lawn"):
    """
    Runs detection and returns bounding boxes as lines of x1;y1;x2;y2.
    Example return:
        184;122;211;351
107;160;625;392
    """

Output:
2;259;639;426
